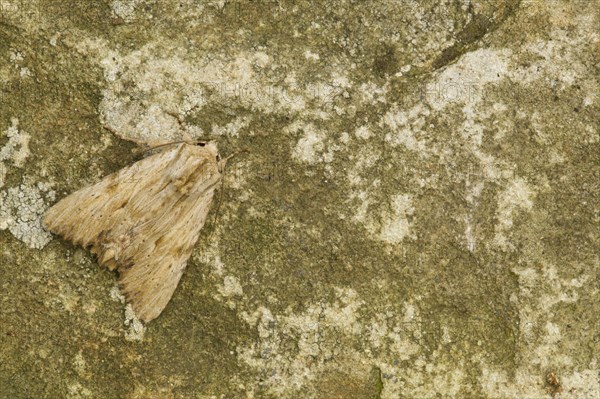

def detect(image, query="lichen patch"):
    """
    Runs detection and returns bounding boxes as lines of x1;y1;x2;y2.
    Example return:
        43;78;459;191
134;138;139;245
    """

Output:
0;118;31;187
0;183;54;249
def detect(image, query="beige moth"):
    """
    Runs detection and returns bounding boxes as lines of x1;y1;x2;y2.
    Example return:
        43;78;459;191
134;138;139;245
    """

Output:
44;141;231;322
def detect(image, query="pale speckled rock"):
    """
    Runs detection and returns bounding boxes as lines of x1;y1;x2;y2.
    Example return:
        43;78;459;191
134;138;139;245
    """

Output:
0;118;31;188
0;183;54;249
1;0;598;398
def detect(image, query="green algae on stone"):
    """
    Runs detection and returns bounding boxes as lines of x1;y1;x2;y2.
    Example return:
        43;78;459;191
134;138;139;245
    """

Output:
0;0;598;398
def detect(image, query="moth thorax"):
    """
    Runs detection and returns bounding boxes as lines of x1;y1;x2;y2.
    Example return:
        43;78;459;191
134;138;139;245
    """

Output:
205;141;219;155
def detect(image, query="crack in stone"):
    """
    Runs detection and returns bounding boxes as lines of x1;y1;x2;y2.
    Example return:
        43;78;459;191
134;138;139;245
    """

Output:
431;0;522;72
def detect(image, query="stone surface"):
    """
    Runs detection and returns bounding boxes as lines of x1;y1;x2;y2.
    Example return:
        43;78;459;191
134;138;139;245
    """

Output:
0;1;598;398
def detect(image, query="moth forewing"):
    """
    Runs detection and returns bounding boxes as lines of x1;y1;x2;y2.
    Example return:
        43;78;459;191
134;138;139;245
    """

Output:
43;142;224;322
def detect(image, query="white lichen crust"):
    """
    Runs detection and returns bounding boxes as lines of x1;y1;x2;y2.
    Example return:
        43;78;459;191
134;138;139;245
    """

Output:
0;183;54;249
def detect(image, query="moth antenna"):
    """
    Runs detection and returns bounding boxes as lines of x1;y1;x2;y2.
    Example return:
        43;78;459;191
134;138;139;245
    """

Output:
207;178;225;242
103;124;119;136
208;148;248;241
223;148;249;164
103;124;204;155
138;139;213;155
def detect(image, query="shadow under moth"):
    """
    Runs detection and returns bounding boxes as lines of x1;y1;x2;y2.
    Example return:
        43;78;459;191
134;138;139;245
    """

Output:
44;141;232;322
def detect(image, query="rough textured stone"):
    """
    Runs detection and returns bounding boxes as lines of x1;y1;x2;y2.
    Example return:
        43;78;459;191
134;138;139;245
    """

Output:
0;1;598;398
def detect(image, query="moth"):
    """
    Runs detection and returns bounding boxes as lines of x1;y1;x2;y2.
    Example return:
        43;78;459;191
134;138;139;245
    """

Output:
44;141;234;322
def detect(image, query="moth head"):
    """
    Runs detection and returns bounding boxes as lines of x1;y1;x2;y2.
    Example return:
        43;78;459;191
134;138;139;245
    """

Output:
195;141;226;173
192;141;246;173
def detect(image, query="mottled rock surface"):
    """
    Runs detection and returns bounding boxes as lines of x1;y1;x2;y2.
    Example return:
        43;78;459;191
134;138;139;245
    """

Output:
1;1;598;398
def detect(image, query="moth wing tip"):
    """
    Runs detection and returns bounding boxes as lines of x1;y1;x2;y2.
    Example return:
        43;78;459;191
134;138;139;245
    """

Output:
128;298;159;323
42;206;70;237
118;280;160;323
41;209;55;230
